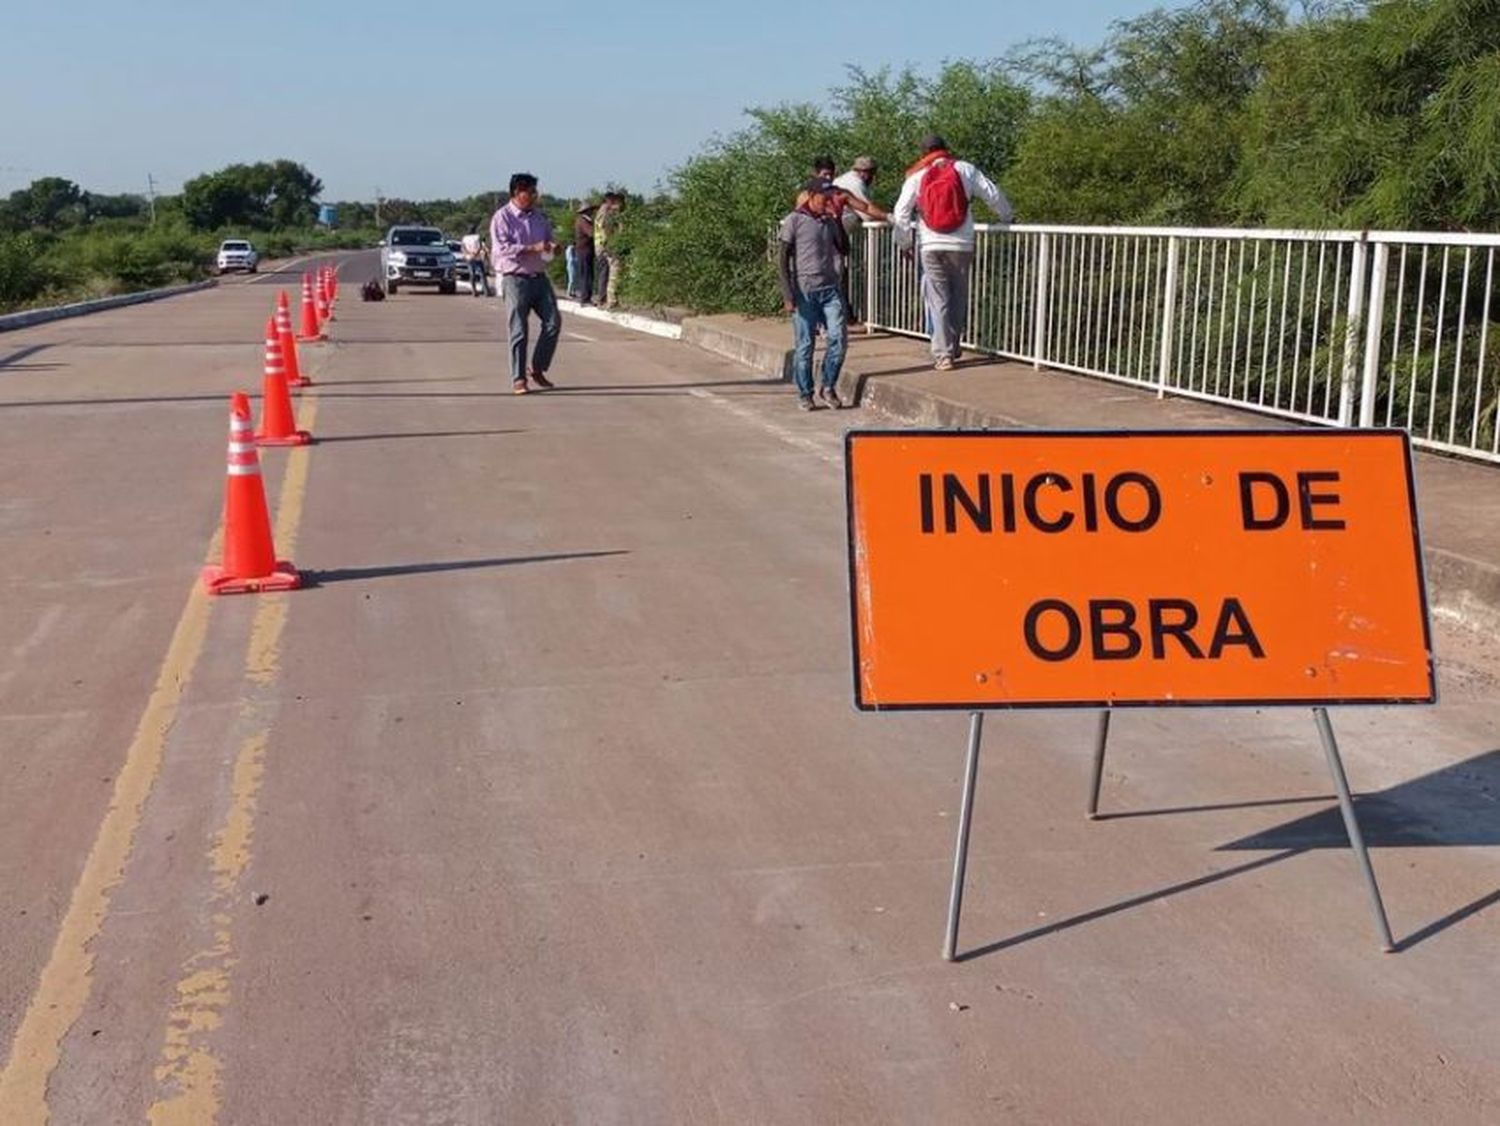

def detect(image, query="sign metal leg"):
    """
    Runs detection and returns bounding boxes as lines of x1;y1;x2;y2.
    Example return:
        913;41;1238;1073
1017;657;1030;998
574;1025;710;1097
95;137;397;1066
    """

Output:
943;711;985;962
1087;710;1111;819
1312;707;1397;952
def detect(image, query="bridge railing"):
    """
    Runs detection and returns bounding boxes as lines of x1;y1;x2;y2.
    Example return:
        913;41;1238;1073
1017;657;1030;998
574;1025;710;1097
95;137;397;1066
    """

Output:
854;223;1500;465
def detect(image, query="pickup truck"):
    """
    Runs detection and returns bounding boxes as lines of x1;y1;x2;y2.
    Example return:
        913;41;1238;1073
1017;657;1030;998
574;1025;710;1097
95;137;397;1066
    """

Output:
380;227;457;295
216;239;259;274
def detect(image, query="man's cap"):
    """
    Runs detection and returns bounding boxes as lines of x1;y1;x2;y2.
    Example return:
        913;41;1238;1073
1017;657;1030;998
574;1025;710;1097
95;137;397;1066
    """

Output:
852;155;877;171
802;176;835;193
920;133;948;154
576;199;596;212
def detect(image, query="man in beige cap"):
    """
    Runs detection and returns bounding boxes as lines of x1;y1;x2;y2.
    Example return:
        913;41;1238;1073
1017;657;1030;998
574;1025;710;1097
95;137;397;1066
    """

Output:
832;155;885;238
827;155;888;328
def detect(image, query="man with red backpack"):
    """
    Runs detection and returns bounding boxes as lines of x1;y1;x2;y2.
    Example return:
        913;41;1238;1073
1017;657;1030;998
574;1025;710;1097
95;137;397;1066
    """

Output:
893;133;1013;370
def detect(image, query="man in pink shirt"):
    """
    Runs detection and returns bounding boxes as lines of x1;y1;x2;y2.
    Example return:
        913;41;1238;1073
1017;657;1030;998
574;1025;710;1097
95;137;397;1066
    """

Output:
490;172;565;394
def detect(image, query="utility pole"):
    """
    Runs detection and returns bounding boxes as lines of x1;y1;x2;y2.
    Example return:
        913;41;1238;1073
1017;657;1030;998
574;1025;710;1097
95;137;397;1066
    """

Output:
374;186;383;228
147;173;158;225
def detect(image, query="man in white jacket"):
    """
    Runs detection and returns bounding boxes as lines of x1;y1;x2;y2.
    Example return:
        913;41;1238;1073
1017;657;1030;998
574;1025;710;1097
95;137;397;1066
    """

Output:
893;133;1014;370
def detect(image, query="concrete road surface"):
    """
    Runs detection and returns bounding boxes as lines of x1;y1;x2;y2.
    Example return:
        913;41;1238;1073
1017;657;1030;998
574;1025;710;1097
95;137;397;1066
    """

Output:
2;256;1499;1124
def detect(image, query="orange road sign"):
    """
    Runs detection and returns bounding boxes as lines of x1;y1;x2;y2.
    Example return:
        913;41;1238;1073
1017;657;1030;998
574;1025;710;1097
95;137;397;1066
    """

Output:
846;430;1435;710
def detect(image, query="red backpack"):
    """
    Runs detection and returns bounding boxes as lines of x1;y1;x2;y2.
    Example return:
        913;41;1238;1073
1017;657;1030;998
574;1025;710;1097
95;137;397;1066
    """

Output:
919;159;969;233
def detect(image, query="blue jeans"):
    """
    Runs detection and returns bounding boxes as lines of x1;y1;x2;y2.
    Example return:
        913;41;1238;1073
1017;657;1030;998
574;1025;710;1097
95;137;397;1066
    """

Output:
791;286;846;398
467;259;490;296
502;274;561;381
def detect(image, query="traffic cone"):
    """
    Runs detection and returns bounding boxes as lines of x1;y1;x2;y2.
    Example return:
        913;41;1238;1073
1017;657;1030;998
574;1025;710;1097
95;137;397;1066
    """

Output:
256;317;312;447
275;292;310;388
316;273;334;322
298;273;323;342
328;267;339;303
202;392;300;595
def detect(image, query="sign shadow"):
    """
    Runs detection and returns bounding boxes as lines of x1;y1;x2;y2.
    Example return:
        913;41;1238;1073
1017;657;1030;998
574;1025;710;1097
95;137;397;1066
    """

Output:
958;749;1500;961
1217;749;1500;851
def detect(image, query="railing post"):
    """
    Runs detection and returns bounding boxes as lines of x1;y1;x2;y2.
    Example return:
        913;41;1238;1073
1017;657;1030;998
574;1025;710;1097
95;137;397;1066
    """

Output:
865;223;879;334
1157;236;1181;398
1358;242;1389;428
1032;233;1050;370
1339;239;1369;427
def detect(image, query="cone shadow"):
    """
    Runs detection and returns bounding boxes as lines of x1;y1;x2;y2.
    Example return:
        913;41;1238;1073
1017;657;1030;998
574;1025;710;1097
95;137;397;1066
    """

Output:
315;429;524;444
305;550;627;585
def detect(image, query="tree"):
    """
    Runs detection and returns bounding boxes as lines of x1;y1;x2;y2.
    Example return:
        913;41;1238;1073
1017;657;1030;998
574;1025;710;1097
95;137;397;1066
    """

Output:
1238;0;1500;229
625;61;1032;313
181;165;266;229
180;161;323;230
264;160;323;228
87;193;149;221
6;177;88;230
1007;0;1286;224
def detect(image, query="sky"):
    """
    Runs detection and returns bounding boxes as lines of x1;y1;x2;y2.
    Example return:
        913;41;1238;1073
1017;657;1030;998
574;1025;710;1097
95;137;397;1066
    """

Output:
3;0;1157;204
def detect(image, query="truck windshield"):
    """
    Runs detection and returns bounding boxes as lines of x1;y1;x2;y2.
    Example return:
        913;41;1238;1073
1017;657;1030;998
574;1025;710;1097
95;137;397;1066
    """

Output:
222;242;250;251
391;230;444;247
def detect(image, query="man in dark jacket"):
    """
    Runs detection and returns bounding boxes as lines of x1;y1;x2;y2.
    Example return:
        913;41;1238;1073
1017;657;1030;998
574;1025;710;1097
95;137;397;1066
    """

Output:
573;201;597;304
777;178;848;410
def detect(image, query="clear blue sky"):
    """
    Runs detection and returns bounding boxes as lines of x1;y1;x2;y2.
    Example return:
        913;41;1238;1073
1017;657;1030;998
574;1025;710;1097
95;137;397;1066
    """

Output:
3;0;1156;204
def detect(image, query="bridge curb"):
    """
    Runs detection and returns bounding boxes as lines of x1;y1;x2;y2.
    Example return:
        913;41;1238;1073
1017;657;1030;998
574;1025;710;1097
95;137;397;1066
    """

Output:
679;319;792;381
0;280;219;333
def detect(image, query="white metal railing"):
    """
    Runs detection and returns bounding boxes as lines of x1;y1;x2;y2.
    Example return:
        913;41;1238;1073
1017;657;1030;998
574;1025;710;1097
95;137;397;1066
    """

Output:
855;223;1500;464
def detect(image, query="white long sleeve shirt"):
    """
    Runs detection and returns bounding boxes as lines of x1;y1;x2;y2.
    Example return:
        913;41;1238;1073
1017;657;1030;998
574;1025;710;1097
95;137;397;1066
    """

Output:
893;159;1014;252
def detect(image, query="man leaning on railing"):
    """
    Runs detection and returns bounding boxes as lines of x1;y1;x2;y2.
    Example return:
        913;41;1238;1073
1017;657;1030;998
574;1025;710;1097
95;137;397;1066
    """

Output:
893;133;1013;371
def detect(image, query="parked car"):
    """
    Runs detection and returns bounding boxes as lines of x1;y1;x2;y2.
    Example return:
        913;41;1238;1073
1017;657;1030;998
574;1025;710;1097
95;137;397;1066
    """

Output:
216;239;259;274
380;227;456;294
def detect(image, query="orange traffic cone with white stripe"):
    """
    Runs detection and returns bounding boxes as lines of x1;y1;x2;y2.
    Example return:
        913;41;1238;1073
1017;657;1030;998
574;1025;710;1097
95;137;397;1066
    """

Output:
316;272;334;322
327;266;339;303
298;272;323;342
256;317;312;447
275;292;310;388
202;392;300;595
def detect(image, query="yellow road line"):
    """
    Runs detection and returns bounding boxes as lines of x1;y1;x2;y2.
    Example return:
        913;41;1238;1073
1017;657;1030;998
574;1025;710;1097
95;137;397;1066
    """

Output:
0;390;320;1124
0;558;218;1122
147;391;319;1125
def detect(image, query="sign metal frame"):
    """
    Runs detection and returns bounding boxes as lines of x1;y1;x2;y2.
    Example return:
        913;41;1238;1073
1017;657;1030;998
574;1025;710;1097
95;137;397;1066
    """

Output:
845;428;1434;958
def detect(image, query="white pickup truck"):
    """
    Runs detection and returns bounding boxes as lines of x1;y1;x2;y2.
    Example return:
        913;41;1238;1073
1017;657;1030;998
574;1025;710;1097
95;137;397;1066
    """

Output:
216;239;259;274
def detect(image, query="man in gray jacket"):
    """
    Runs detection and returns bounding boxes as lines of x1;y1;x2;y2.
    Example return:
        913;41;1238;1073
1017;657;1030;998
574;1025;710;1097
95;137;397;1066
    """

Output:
893;133;1014;370
777;178;847;410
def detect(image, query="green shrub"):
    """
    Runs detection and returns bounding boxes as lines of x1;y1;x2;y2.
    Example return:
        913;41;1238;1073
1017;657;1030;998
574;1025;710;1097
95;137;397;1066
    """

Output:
0;233;56;307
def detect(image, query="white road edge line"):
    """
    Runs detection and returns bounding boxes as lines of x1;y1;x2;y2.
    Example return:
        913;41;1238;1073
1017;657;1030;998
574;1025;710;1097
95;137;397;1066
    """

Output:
687;388;838;464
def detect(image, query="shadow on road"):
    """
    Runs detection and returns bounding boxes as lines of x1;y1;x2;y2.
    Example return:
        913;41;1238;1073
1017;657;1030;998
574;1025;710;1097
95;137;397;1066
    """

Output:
0;344;54;369
1094;794;1336;821
1217;749;1500;851
305;550;628;585
315;429;524;444
552;379;784;392
313;377;477;387
0;393;227;409
956;749;1500;960
957;849;1302;962
314;378;783;401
